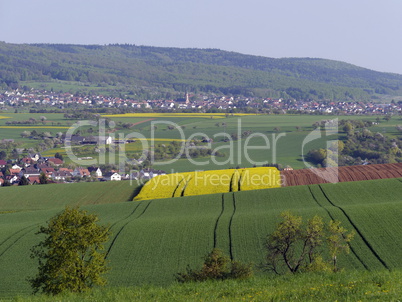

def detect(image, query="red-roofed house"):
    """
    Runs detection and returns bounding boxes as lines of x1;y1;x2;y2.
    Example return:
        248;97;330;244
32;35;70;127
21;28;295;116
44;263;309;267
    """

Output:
39;167;56;177
9;168;21;175
20;158;32;167
28;176;40;185
72;168;90;177
47;158;64;166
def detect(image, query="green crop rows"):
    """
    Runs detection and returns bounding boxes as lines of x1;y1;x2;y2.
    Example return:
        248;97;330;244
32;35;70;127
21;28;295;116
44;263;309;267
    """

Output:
1;178;402;297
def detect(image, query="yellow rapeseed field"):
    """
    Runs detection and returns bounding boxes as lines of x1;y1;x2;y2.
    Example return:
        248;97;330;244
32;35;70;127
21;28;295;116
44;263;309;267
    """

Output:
230;169;242;192
134;167;282;200
101;113;257;119
183;169;235;196
135;172;192;200
0;116;11;119
239;167;281;191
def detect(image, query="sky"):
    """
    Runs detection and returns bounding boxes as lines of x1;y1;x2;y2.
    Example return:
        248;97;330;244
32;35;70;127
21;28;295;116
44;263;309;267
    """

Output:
1;0;402;74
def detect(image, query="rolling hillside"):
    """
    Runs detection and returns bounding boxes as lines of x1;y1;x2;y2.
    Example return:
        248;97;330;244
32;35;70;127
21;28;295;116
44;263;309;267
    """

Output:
1;42;402;100
1;178;402;298
0;181;137;212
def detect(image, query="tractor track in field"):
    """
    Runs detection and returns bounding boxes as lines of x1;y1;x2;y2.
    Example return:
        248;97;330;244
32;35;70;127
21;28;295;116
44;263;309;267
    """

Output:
0;224;39;259
308;186;368;270
172;179;184;198
228;193;237;261
213;194;225;248
107;201;144;232
105;200;153;259
317;185;390;270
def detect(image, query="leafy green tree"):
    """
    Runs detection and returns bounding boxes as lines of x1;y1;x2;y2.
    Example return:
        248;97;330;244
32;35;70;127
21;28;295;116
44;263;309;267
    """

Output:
327;220;355;272
343;122;354;135
29;207;110;295
39;172;48;184
19;175;30;186
0;151;6;160
264;211;308;274
263;211;353;274
54;152;63;161
306;148;327;165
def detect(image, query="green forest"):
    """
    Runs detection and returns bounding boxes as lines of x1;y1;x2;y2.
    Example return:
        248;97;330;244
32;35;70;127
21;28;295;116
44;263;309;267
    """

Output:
1;42;402;100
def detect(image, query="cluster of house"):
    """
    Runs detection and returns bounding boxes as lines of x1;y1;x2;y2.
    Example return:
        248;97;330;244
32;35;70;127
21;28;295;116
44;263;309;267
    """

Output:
2;89;402;114
0;153;166;186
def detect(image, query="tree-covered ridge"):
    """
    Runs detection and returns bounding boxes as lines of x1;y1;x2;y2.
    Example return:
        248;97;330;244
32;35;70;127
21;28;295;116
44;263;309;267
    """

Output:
1;42;402;100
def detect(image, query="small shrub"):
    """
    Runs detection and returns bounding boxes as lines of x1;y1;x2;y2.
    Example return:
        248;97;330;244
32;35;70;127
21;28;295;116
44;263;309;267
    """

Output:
176;248;252;282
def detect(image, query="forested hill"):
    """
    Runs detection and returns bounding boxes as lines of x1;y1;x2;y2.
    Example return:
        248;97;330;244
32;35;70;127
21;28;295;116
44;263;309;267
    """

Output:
1;42;402;100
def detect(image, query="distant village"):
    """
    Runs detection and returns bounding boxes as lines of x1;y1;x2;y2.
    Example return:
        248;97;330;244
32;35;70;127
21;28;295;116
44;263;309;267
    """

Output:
1;89;402;115
0;152;166;186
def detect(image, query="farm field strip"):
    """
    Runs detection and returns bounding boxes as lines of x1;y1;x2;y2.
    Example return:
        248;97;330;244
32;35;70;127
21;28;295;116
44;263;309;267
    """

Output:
135;167;281;200
318;184;390;269
307;185;382;270
320;183;402;269
337;203;402;269
101;113;257;118
229;186;321;264
105;196;222;286
282;163;402;186
0;181;137;212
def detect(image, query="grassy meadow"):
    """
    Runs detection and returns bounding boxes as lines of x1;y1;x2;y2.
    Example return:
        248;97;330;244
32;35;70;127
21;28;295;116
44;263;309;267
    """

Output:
8;270;402;301
1;178;402;298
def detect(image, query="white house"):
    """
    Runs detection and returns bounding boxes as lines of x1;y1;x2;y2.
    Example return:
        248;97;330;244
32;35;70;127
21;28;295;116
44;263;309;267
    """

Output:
88;167;103;178
104;172;121;181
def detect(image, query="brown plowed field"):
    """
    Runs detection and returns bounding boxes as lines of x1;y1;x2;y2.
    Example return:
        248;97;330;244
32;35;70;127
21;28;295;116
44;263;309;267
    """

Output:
281;163;402;186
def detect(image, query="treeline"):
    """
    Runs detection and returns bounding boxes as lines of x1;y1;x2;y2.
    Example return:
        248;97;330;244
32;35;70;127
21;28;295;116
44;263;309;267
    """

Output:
1;42;402;100
307;118;402;166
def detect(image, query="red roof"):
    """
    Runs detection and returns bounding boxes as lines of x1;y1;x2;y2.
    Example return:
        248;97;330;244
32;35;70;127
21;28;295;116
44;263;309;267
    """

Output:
47;158;63;165
0;160;6;166
9;168;21;175
28;176;40;184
